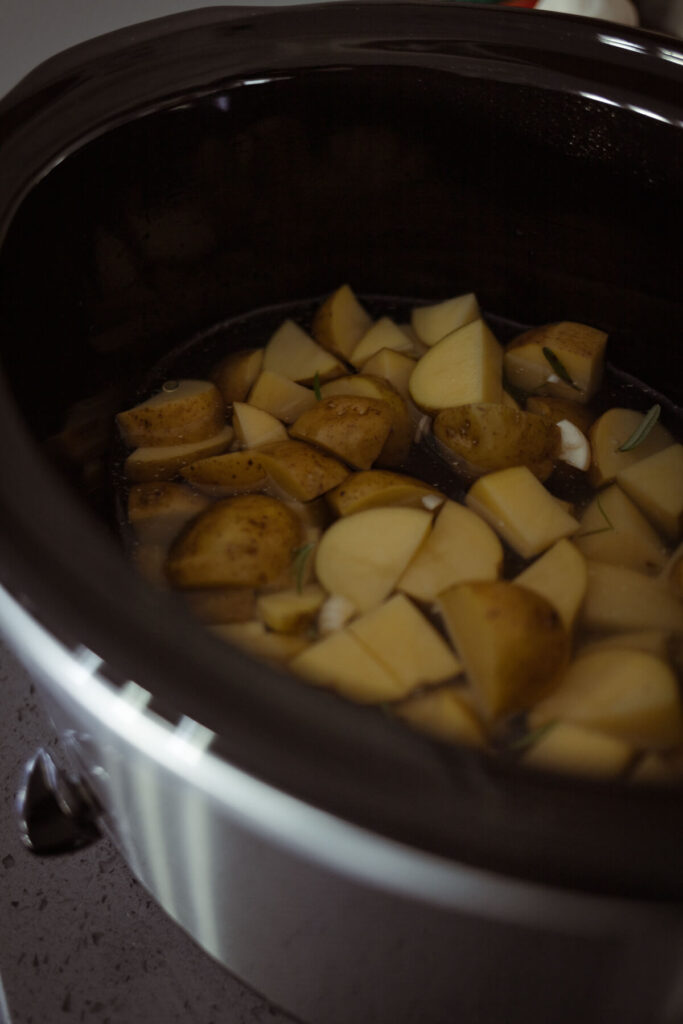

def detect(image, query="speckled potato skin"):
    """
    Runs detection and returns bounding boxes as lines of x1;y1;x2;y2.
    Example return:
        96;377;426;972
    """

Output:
210;348;264;405
290;395;393;470
166;494;302;588
255;440;349;501
116;381;225;447
433;403;559;480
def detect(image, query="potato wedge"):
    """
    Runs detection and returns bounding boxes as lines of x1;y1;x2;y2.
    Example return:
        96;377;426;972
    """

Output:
411;293;480;347
212;621;310;663
361;348;417;400
437;580;569;720
530;649;683;749
433;403;559;481
253;440;348;501
166;494;302;588
582;561;683;634
349;317;419;368
397;500;503;601
125;426;234;482
291;628;405;704
514;539;587;631
183;587;257;625
588;407;673;488
248;371;317;423
117;380;225;448
522;722;632;778
525;396;596;436
257;584;326;633
409;319;503;413
311;283;373;360
180;450;267;496
127;482;209;546
617;444;683;541
232;402;288;448
211;348;264;405
393;686;486;747
574;484;668;574
326;470;443;517
504;321;607;403
315;506;432;613
263;319;344;384
290;395;393;470
466;466;579;560
320;374;412;467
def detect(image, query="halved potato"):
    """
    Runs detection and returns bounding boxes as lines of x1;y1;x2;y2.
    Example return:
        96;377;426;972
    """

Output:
514;539;587;631
183;587;257;625
409;319;503;412
411;292;480;347
232;402;288;448
522;722;632;778
393;686;486;747
212;621;310;663
326;470;443;517
315;506;432;613
248;371;318;423
263;318;344;383
311;283;373;360
125;426;234;482
530;648;683;749
397;500;503;602
256;440;349;501
437;580;569;720
211;348;264;405
320;374;412;467
349;317;419;368
574;484;668;574
504;321;607;403
433;403;559;481
117;380;225;447
180;450;267;496
127;482;209;546
361;348;417;400
588;407;673;488
290;395;393;470
291;628;405;704
581;561;683;634
617;444;683;541
166;493;302;588
525;395;596;436
257;584;326;633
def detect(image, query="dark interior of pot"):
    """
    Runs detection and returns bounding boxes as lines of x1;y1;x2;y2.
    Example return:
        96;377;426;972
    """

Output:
0;4;681;899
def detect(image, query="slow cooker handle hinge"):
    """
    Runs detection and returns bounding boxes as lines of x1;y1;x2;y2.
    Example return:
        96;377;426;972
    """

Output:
16;748;101;856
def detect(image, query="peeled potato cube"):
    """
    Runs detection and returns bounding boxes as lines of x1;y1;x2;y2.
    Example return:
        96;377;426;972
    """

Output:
315;506;432;613
575;484;668;574
117;380;225;448
530;648;683;749
257;585;326;634
526;396;596;436
504;321;607;403
212;621;310;663
466;466;579;560
393;687;486;747
290;395;393;470
522;722;632;778
409;319;503;413
311;283;373;360
410;292;480;347
582;561;683;634
437;580;569;720
125;426;234;482
588;407;673;488
361;349;417;400
617;444;683;541
232;402;288;448
127;482;209;546
256;440;348;501
398;500;503;602
166;494;302;588
327;470;443;518
211;348;264;406
349;594;462;694
180;450;267;496
183;587;257;625
291;629;405;703
263;319;344;384
515;539;587;631
248;371;317;423
349;317;418;368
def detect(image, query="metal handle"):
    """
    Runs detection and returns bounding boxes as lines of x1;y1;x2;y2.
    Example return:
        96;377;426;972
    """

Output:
16;749;101;855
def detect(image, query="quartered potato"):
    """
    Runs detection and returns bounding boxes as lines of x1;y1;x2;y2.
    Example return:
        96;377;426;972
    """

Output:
393;686;486;747
588;407;673;488
117;379;225;447
409;319;504;412
326;470;443;517
290;395;393;470
311;283;373;360
514;539;587;632
263;319;344;384
582;561;683;634
180;450;267;496
617;444;683;542
349;317;419;368
248;371;318;423
504;321;607;403
574;484;668;574
232;402;288;448
125;426;234;482
211;348;264;405
127;482;209;546
361;348;417;400
255;439;349;501
522;722;633;778
292;628;405;704
525;395;596;436
257;584;326;634
411;292;480;347
212;621;310;663
320;374;412;467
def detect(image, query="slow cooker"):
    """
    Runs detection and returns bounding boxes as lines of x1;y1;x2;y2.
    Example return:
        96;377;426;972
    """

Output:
0;5;681;1022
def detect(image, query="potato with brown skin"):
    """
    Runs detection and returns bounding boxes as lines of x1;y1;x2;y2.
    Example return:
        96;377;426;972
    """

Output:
433;403;560;481
211;348;264;405
504;321;607;403
125;426;234;482
525;396;596;436
117;380;226;448
180;450;267;496
311;283;373;360
290;395;393;470
320;374;412;467
411;293;480;347
128;482;209;546
588;407;673;488
327;470;443;517
166;493;302;589
255;439;349;501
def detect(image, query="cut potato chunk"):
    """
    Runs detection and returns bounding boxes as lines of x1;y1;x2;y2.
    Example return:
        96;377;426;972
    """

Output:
212;621;310;663
320;375;412;468
466;466;579;560
522;722;632;778
232;402;288;448
290;395;393;470
530;648;683;749
291;628;405;703
579;629;673;661
183;587;257;625
117;379;225;448
127;482;209;546
248;371;317;423
349;594;462;693
437;581;569;720
504;321;607;403
263;319;344;384
411;293;480;347
582;561;683;634
166;494;302;588
394;686;486;747
256;440;349;501
350;317;418;368
311;283;373;360
315;506;432;613
361;348;417;401
327;470;442;518
525;396;596;436
398;500;503;602
409;319;503;413
257;584;326;634
433;403;559;481
181;450;267;496
588;407;673;488
211;348;264;405
125;426;234;482
574;484;668;574
617;444;683;541
515;539;587;631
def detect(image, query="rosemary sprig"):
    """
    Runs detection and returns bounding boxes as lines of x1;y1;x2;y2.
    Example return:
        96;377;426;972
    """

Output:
542;347;580;391
617;404;661;452
312;371;322;401
292;542;315;593
577;493;615;539
509;720;557;754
